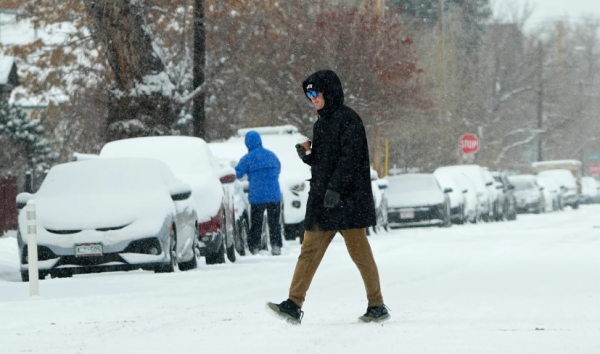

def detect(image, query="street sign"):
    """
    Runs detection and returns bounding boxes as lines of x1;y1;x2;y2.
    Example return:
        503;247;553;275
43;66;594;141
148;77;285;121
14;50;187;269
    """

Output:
590;163;600;176
459;134;480;154
588;153;600;160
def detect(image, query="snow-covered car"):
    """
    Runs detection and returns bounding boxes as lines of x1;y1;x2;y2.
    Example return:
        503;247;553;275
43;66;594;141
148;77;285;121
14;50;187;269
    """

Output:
100;136;238;265
483;169;503;221
434;171;467;224
509;175;544;214
580;177;600;204
532;160;582;210
536;169;579;210
209;125;310;242
16;158;198;281
490;171;517;221
386;174;452;228
535;175;563;211
434;165;492;222
370;168;389;233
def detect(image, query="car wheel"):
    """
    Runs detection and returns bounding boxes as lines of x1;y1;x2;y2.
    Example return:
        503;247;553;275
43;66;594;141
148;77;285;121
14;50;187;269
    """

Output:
235;216;249;256
21;270;46;282
572;201;580;210
155;225;177;273
178;223;198;271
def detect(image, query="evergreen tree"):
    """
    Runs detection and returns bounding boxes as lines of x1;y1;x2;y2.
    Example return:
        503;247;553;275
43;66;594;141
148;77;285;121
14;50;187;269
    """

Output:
0;98;54;171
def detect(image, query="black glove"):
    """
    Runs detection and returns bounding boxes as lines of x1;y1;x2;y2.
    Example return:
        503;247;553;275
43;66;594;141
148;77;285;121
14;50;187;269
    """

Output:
323;189;340;208
295;144;307;160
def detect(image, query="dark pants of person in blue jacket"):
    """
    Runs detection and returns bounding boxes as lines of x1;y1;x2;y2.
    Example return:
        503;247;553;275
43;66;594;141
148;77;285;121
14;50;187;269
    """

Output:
249;202;282;255
235;131;283;255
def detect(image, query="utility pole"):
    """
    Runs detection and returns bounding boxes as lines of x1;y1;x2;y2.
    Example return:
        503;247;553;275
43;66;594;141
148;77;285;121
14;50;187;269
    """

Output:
437;0;445;120
193;0;206;139
536;41;544;162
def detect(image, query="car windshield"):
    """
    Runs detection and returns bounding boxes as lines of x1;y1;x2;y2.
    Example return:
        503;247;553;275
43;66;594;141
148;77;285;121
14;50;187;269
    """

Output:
511;179;535;191
387;176;439;194
37;159;168;198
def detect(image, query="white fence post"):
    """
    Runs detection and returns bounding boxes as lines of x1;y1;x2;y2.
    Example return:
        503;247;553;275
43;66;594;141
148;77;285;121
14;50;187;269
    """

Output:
26;200;39;296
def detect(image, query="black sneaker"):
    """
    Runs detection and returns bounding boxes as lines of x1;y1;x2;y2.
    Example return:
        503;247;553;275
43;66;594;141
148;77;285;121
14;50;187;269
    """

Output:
266;299;304;325
359;304;390;323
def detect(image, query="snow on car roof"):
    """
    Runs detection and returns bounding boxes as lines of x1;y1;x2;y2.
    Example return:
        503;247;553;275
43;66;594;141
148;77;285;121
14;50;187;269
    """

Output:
210;129;311;184
38;158;185;198
100;136;218;176
531;160;582;168
236;125;299;137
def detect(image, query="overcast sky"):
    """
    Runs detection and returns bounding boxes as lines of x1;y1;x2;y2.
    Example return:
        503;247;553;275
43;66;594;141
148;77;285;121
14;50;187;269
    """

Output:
497;0;600;23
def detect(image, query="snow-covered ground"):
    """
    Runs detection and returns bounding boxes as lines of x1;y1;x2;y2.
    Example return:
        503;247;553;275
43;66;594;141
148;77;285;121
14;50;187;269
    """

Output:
1;206;600;354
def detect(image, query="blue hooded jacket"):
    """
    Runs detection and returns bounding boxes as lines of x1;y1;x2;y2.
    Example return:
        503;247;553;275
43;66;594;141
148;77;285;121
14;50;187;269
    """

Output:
235;131;282;204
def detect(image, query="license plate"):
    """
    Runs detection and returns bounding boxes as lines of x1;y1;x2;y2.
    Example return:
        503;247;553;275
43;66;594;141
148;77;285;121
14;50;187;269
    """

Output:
400;209;415;219
75;243;103;257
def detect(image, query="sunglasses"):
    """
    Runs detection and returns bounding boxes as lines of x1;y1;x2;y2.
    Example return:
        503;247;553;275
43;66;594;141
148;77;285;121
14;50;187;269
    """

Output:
306;90;318;99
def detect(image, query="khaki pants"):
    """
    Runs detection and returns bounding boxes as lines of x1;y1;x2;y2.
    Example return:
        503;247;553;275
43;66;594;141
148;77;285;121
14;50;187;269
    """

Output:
288;227;384;308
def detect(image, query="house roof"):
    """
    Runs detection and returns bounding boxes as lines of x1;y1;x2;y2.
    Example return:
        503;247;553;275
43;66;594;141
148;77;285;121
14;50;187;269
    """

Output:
0;56;19;87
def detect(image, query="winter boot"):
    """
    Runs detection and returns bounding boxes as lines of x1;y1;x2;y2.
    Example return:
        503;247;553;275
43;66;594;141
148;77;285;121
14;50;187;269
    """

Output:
359;304;390;323
271;246;281;256
266;299;303;324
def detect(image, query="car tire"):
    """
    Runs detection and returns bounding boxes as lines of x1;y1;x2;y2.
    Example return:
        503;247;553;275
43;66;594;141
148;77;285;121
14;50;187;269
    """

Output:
205;238;225;265
572;201;580;210
21;270;47;282
235;216;249;256
155;225;177;273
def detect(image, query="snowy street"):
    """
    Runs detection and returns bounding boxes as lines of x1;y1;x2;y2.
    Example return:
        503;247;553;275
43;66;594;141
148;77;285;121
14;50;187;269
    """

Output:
1;206;600;354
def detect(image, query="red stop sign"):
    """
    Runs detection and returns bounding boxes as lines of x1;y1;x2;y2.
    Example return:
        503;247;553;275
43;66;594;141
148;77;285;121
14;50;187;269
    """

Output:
459;134;480;154
590;163;599;176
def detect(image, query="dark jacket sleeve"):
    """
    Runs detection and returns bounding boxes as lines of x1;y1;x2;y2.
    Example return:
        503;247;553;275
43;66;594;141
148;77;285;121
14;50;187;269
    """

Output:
327;115;365;193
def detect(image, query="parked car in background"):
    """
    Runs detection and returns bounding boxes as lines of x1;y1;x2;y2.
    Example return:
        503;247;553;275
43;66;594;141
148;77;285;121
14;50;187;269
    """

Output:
434;171;467;224
370;168;389;233
435;165;492;222
100;136;238;265
490;171;517;221
386;174;452;228
580;177;600;204
536;175;562;211
209;125;311;242
16;159;199;281
455;173;480;223
532;160;582;210
509;175;544;214
482;169;503;221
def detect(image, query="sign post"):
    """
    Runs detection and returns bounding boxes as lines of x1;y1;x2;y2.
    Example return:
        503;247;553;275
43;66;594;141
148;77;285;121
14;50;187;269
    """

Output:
26;201;39;296
459;134;480;155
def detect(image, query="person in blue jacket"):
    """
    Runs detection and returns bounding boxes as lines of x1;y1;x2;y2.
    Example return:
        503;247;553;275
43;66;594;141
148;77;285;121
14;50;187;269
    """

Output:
235;131;283;255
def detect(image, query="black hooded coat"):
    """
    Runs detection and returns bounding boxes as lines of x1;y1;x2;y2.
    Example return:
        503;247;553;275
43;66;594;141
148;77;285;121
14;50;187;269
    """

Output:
301;70;377;231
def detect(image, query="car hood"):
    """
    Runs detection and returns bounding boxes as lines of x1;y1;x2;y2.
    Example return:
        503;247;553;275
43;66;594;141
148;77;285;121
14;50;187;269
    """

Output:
33;191;174;232
387;190;444;208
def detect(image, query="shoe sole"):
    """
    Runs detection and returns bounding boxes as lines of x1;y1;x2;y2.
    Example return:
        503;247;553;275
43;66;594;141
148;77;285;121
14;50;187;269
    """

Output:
358;313;390;323
265;302;301;325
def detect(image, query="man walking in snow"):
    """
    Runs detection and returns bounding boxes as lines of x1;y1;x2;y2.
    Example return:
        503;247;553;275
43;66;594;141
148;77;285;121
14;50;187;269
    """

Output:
267;70;389;324
235;131;283;256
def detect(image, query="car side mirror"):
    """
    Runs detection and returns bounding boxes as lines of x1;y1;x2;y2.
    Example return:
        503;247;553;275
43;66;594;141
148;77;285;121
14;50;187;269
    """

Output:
496;185;503;189
539;187;544;191
16;193;34;210
378;180;389;190
507;184;515;190
462;189;468;194
443;187;452;193
171;191;192;201
485;181;493;186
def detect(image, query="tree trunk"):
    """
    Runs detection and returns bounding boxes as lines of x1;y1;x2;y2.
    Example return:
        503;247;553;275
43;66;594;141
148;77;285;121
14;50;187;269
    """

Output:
193;0;206;139
84;0;177;141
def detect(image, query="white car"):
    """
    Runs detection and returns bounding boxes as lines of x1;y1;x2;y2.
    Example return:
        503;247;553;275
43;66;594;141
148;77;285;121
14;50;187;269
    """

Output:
435;165;492;222
386;173;452;228
537;169;579;209
580;177;600;204
100;136;238;265
209;125;311;241
536;175;562;211
16;158;198;281
370;168;389;233
434;171;467;224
